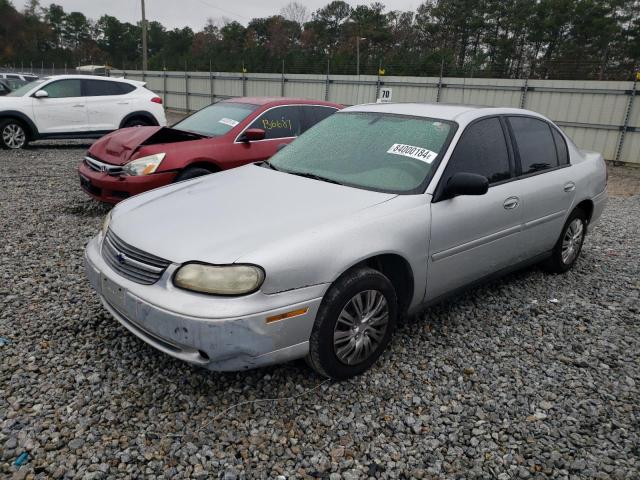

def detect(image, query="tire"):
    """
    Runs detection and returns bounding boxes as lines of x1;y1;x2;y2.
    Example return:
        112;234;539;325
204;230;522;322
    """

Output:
542;208;588;273
123;118;151;128
174;167;214;182
307;267;397;380
0;119;28;149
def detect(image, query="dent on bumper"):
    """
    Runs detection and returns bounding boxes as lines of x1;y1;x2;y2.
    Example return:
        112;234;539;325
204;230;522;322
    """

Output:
84;235;327;371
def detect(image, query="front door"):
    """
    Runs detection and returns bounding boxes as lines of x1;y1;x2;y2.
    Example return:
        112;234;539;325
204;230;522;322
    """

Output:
427;116;525;301
227;105;304;167
32;79;88;134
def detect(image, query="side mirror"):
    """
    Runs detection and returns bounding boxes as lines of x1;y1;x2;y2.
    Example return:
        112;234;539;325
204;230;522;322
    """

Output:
444;172;489;199
34;90;49;98
276;143;288;152
238;128;265;143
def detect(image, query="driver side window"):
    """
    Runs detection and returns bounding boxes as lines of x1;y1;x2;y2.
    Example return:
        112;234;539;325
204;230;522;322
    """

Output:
248;106;303;140
40;79;82;98
445;117;511;185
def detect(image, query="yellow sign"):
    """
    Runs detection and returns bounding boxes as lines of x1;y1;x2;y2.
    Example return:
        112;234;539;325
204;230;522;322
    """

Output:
636;71;640;81
379;68;385;76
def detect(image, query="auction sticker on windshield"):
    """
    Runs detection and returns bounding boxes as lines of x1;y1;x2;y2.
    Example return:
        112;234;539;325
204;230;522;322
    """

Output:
387;144;438;163
219;117;239;127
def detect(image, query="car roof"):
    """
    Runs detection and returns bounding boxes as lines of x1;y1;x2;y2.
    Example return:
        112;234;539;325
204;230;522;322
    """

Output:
38;74;141;86
226;97;341;107
342;102;549;124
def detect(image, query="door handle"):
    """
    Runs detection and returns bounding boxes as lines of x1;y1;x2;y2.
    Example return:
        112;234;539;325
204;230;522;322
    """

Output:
503;196;520;210
72;104;84;108
564;182;576;192
116;102;130;105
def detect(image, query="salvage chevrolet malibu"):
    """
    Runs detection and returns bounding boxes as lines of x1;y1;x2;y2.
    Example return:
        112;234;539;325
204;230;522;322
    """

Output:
84;103;607;379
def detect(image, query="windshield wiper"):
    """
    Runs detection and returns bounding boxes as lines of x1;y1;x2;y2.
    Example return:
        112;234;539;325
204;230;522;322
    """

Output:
285;171;344;186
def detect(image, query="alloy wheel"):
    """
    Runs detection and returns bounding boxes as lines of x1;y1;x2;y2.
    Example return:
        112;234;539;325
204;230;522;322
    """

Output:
333;289;389;365
2;123;26;149
561;218;584;264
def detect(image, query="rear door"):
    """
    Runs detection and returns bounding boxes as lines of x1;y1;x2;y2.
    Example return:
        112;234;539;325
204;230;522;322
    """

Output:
506;116;575;254
227;105;305;166
83;79;135;131
427;116;525;301
31;79;88;133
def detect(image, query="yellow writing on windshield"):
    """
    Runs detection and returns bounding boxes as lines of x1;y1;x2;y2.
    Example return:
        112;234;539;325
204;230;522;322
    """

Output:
262;117;293;131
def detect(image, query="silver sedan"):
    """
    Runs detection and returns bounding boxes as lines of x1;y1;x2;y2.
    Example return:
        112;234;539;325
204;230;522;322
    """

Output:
84;103;608;379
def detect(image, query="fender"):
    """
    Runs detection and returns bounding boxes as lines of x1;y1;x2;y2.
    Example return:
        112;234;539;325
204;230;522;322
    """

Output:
119;111;160;128
0;110;39;138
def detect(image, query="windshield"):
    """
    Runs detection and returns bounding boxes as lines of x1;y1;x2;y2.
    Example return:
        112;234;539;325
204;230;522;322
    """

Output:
7;79;45;97
269;112;455;194
173;101;258;136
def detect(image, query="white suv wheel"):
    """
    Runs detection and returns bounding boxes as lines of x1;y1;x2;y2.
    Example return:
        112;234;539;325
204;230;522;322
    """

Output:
2;122;26;149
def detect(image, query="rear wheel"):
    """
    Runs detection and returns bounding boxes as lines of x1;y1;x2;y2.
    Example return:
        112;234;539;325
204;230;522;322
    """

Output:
123;117;151;128
542;208;587;273
307;267;397;379
1;119;28;149
174;167;214;182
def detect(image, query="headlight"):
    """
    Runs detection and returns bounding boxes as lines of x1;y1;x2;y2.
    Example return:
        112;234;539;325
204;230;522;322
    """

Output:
173;263;265;295
123;153;166;176
101;210;112;236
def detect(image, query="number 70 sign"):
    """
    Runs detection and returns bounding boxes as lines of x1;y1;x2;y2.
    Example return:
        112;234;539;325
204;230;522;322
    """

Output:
377;87;392;103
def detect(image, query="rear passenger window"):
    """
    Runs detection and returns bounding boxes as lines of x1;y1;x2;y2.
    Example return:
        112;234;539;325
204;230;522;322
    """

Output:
302;106;338;131
509;117;558;174
84;80;130;96
249;106;303;139
551;127;569;165
445;117;511;184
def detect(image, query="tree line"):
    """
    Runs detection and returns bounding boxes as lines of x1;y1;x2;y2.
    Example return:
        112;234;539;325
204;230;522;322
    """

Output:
1;0;639;80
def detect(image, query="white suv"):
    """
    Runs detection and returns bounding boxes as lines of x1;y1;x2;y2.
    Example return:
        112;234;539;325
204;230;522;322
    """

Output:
0;75;167;149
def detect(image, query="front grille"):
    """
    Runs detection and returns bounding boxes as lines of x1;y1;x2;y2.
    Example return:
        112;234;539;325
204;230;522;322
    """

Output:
85;155;124;175
101;230;170;285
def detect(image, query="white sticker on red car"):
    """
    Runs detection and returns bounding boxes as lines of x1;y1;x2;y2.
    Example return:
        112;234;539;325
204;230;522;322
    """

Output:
219;117;239;127
386;144;438;163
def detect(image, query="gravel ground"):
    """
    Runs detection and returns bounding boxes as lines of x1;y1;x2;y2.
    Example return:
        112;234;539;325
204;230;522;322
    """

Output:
1;144;639;480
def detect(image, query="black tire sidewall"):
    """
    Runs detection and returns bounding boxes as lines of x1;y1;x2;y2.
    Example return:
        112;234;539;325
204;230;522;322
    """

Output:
309;268;397;379
0;119;27;149
174;167;213;182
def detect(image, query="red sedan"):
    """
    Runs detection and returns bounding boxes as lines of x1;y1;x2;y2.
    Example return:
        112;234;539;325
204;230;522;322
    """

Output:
78;97;342;203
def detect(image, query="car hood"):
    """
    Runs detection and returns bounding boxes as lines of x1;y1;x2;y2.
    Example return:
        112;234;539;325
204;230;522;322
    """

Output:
89;126;208;165
110;164;397;264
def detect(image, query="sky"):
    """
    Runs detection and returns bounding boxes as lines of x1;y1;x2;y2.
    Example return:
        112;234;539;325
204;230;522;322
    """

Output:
11;0;420;30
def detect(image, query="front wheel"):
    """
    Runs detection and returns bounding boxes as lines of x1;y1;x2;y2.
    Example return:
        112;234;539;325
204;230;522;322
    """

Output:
1;120;28;149
307;267;397;379
542;208;587;273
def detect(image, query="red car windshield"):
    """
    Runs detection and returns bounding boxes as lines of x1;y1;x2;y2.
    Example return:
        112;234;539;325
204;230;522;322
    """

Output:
173;102;258;137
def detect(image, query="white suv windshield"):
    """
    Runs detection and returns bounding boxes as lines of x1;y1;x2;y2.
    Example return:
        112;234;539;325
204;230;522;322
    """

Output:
7;79;45;97
173;102;258;137
269;112;455;194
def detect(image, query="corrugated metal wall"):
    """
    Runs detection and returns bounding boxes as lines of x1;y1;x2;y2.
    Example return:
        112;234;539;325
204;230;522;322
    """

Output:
112;70;639;165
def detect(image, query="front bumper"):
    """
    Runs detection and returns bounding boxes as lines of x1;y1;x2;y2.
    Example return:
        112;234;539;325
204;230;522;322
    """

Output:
84;234;327;371
78;161;177;204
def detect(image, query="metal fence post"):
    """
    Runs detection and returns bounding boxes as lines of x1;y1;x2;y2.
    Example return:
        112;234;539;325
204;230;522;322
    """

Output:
40;61;43;76
281;59;285;97
163;69;167;105
184;65;189;112
614;73;638;163
520;74;530;109
324;58;330;101
242;62;247;97
375;60;381;100
436;58;444;103
209;59;214;104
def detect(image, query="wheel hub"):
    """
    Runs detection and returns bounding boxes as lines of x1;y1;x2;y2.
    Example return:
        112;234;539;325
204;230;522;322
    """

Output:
2;124;26;149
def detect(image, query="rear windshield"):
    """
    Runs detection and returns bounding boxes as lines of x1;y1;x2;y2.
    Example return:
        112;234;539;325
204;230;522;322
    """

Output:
269;112;454;194
173;102;258;137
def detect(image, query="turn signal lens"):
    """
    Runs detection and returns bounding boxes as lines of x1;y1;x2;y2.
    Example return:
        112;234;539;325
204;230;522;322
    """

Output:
266;308;309;324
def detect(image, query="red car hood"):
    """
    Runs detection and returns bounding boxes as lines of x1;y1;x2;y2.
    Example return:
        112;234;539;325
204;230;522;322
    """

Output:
89;127;207;165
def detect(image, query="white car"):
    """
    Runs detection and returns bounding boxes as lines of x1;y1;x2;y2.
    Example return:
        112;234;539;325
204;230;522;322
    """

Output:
0;75;167;149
